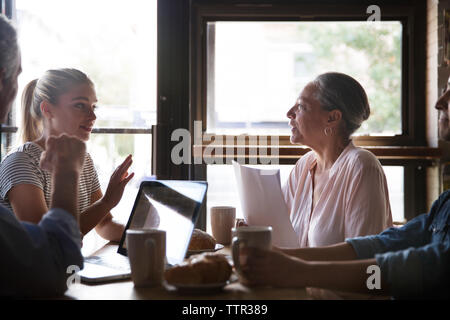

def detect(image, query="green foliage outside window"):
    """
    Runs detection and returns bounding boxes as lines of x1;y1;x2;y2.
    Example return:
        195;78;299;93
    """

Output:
294;22;402;135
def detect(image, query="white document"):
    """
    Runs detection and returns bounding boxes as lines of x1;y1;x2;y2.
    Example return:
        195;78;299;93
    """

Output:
232;161;299;248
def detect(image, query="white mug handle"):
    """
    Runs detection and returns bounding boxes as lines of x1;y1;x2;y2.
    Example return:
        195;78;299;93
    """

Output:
145;238;156;281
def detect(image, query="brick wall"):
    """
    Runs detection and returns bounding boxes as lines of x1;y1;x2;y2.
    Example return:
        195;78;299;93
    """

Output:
433;0;450;199
427;0;449;207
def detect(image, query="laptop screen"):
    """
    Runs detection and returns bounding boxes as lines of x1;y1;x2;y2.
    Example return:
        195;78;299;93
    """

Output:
117;180;208;265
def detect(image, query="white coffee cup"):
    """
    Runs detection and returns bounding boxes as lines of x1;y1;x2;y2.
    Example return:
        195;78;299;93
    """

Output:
210;206;236;245
126;228;166;287
231;226;272;276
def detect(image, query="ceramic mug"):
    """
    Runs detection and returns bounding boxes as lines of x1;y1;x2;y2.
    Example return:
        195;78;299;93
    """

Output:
210;206;236;245
126;228;166;287
231;226;272;277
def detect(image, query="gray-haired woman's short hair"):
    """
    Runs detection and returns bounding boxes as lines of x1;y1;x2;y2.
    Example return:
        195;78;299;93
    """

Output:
0;14;19;80
312;72;370;136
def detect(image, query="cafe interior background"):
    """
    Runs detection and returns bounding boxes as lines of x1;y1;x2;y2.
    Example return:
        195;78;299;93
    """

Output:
0;0;449;256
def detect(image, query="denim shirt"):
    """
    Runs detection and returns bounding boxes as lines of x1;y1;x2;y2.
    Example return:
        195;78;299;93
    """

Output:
0;205;83;297
346;190;450;299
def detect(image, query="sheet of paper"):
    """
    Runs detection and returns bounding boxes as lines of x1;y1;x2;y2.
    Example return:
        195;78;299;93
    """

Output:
232;161;299;248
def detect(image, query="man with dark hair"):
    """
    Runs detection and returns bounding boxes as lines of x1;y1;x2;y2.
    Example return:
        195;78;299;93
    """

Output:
0;14;85;297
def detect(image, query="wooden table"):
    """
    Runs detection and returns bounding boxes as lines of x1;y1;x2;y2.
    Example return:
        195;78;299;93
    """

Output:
65;243;309;300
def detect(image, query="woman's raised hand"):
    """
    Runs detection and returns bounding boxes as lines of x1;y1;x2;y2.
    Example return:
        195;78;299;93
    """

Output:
101;154;134;211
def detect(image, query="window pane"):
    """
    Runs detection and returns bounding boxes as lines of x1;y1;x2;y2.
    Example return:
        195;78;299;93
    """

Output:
1;133;17;161
383;166;404;223
83;133;152;254
14;0;157;128
207;21;402;136
0;132;153;255
206;164;404;233
13;0;157;254
87;133;153;204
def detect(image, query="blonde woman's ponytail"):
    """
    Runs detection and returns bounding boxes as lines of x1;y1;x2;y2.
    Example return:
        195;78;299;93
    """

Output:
19;79;43;143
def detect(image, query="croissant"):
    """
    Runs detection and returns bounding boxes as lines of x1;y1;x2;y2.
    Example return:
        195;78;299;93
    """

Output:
188;229;216;251
165;253;232;285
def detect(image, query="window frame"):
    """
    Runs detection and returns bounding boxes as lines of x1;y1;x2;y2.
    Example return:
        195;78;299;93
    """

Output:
0;0;155;179
185;0;436;226
3;0;439;227
0;0;12;17
192;1;427;146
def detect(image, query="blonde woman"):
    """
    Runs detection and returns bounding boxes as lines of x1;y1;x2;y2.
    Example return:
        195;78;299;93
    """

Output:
0;68;133;241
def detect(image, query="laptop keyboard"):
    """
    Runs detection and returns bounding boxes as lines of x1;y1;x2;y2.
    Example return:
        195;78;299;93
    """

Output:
84;255;131;272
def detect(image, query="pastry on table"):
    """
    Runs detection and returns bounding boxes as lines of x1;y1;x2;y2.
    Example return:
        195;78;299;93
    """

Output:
188;228;216;251
164;253;232;285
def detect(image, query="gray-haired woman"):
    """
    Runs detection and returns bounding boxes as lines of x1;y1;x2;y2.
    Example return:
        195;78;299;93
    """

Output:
283;72;393;248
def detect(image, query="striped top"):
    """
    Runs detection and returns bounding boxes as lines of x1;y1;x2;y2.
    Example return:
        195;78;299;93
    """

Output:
0;142;101;216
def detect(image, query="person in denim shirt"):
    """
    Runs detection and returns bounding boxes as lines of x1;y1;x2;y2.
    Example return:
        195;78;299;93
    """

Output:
238;78;450;299
0;14;84;297
347;190;449;298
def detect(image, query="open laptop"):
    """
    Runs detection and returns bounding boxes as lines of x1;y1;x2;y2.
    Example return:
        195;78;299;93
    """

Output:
78;180;208;283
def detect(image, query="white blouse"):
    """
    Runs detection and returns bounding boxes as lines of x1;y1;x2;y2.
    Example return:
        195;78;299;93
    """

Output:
283;141;393;247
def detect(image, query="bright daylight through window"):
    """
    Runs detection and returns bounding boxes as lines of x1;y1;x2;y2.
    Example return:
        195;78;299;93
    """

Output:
10;0;157;253
207;21;402;136
205;21;405;228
